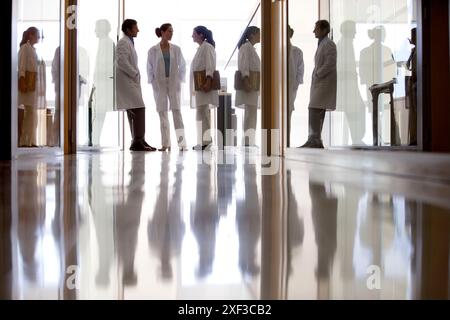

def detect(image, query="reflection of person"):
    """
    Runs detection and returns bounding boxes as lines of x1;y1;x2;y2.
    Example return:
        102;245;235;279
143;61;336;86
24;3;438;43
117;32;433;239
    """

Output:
190;26;219;151
288;26;304;142
236;164;261;277
18;165;46;281
147;23;187;152
116;154;145;286
359;26;397;92
286;171;304;278
148;153;186;280
359;26;396;111
92;19;115;146
87;156;115;287
406;28;417;146
309;181;337;298
300;20;337;149
18;27;46;148
191;160;219;278
235;26;261;147
116;19;156;152
336;21;366;145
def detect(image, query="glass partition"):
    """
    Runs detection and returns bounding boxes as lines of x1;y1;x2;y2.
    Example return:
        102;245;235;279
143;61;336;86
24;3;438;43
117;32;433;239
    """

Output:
77;0;122;150
125;0;261;149
329;0;418;147
287;1;320;148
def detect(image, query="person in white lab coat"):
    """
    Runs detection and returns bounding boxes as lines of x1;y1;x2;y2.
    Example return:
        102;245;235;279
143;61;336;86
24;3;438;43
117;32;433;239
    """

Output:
18;27;46;148
147;23;187;152
288;26;304;142
116;19;156;152
299;20;337;149
235;26;261;147
190;26;219;151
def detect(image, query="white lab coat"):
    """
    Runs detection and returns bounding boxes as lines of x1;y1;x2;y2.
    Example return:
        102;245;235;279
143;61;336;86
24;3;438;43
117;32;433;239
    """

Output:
289;45;304;111
190;41;218;109
18;42;46;109
309;37;337;110
147;43;186;111
235;41;261;109
115;36;145;110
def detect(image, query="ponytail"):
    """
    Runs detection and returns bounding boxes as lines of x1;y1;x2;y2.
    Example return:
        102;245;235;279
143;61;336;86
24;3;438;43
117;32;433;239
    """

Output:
194;25;216;48
237;26;260;49
20;27;39;47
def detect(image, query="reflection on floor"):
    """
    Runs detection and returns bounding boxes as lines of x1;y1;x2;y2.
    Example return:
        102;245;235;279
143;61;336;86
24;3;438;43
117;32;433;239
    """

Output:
0;149;450;300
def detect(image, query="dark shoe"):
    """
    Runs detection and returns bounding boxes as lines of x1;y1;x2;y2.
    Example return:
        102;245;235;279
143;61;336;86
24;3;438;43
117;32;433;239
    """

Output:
130;143;155;152
143;141;157;151
298;138;324;149
298;139;314;148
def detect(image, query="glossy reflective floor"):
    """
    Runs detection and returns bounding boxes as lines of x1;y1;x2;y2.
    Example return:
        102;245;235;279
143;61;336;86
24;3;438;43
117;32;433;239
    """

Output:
1;149;450;300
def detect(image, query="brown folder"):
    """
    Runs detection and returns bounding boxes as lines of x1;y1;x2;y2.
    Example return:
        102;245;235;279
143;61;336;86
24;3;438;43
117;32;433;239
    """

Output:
234;70;260;91
194;70;221;91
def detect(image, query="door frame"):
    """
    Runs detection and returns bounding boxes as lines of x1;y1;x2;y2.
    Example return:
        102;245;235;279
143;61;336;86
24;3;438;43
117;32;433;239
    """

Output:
10;0;66;159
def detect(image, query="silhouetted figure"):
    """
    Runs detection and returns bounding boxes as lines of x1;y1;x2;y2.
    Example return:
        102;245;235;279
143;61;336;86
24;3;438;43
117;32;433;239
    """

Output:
299;20;337;149
406;28;417;146
336;21;366;145
92;19;115;146
359;26;396;144
288;26;304;145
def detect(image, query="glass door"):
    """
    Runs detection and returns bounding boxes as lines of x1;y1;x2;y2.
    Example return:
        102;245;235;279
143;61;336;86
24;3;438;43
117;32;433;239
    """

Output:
287;1;320;148
77;0;122;151
328;0;418;148
13;0;63;155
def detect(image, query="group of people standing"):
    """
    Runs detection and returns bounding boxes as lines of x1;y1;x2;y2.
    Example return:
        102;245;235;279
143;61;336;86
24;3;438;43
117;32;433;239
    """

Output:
116;19;263;152
17;18;336;151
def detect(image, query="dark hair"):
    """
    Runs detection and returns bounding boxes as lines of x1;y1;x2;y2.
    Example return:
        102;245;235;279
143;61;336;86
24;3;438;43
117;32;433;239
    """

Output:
288;25;294;38
155;23;172;38
194;26;215;48
122;19;137;34
237;26;260;49
315;20;330;35
20;27;39;47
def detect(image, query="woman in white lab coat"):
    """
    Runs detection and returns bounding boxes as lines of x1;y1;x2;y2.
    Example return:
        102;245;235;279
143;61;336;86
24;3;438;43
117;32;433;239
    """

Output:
190;26;219;151
235;26;261;147
18;27;46;147
147;23;187;151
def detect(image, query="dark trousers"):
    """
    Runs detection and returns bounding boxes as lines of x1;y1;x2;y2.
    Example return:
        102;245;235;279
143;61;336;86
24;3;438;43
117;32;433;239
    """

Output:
126;108;146;144
308;108;326;141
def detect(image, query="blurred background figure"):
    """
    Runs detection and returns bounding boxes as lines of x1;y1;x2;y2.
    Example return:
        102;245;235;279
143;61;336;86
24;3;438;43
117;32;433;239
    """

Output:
92;19;115;147
288;25;304;145
406;28;417;146
235;26;261;147
18;27;46;147
336;21;366;146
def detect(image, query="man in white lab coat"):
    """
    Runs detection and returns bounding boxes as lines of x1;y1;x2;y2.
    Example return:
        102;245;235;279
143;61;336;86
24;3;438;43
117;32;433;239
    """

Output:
300;20;337;149
116;19;156;151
